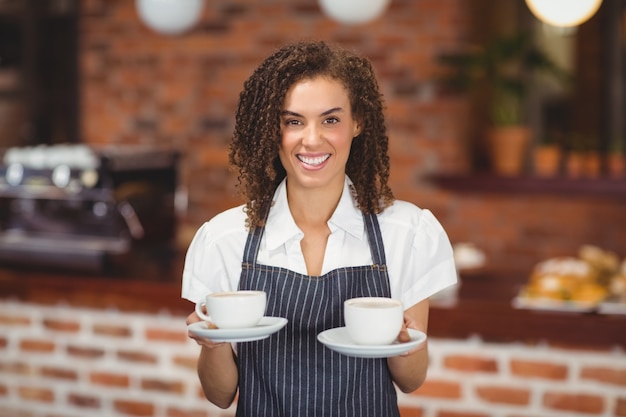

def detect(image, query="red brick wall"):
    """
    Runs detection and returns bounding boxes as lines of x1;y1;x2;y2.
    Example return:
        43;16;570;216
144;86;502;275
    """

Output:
2;302;625;417
78;0;626;273
79;0;471;230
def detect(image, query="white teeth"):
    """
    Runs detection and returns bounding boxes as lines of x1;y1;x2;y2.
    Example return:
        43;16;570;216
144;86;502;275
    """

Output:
298;154;330;166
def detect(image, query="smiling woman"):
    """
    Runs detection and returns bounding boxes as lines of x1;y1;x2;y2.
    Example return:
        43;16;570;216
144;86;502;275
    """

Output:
181;40;458;416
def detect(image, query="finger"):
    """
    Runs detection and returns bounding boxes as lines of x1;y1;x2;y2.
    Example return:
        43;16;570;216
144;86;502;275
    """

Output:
397;327;412;343
190;335;228;349
186;311;201;326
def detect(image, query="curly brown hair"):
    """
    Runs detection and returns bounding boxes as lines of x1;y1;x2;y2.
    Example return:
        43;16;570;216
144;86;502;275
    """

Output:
229;40;394;228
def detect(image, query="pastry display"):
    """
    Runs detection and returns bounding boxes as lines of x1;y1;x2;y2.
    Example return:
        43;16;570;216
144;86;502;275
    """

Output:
515;245;625;313
607;258;626;302
578;244;620;286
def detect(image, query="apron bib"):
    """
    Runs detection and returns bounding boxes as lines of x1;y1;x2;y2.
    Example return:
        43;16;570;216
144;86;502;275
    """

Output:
236;213;400;417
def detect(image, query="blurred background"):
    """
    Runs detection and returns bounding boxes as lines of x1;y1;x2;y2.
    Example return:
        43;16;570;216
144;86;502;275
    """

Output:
0;1;625;416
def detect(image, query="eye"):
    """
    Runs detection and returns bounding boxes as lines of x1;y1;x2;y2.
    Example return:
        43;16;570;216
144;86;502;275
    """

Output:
283;119;302;126
323;117;339;124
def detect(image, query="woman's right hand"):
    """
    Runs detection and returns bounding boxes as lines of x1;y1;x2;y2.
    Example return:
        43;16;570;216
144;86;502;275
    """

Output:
186;311;228;349
187;309;239;409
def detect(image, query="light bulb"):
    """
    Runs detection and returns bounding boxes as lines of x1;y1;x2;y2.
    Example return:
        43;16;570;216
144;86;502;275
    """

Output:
525;0;603;27
318;0;391;25
136;0;204;35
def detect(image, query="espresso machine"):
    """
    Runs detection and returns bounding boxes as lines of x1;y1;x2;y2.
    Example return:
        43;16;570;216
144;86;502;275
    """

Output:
0;144;179;272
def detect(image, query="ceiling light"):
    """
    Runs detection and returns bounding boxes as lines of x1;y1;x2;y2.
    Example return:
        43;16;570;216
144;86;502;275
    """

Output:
525;0;603;27
318;0;391;25
136;0;205;35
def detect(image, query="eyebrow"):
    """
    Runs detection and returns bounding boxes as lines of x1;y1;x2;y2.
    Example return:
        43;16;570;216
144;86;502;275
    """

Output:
280;107;344;118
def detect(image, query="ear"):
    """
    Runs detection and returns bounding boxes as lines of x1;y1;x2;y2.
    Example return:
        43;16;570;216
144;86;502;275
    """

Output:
353;120;363;138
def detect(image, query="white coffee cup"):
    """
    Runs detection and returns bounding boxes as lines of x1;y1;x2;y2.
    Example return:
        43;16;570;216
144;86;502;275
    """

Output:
344;297;403;345
195;290;266;329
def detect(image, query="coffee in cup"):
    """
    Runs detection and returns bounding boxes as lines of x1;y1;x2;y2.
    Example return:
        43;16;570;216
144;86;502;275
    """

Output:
195;290;266;329
344;297;403;345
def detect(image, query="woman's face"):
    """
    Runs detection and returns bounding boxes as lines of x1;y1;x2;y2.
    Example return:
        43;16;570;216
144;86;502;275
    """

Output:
279;76;361;192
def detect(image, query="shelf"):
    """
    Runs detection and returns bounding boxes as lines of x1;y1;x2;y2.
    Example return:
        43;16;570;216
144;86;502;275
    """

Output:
429;174;626;198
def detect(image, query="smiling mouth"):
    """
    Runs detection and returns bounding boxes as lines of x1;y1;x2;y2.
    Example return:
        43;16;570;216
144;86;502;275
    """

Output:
297;154;330;166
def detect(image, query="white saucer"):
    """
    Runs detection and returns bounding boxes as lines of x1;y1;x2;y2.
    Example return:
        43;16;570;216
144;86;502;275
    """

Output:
317;327;427;358
188;317;288;342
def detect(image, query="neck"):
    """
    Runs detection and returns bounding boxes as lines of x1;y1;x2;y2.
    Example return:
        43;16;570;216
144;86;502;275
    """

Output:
286;179;344;227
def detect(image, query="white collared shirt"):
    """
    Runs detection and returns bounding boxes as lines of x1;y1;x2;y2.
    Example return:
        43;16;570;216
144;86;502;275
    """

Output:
182;176;457;309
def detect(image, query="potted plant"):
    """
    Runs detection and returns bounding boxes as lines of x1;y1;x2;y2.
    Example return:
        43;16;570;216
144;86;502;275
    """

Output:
565;133;603;178
439;31;570;176
533;134;562;177
607;138;625;178
565;133;587;178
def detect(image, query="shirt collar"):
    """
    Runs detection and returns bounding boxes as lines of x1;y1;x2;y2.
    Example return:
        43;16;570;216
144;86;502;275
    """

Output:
328;176;365;240
264;176;365;251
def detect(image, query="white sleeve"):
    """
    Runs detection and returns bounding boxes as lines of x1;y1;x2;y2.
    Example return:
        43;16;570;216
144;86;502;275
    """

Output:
181;207;248;303
385;207;458;308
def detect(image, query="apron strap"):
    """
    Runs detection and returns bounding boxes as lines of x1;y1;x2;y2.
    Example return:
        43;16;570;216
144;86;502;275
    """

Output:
364;212;386;267
242;224;263;266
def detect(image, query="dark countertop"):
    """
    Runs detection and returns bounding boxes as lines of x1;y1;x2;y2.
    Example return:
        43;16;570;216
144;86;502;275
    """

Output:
431;269;626;348
1;256;624;349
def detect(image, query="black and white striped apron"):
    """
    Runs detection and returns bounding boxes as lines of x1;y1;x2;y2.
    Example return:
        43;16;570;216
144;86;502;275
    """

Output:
236;213;400;417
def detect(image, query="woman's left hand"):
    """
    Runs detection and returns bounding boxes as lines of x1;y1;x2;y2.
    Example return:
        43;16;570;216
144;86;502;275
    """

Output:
396;308;427;356
388;300;430;392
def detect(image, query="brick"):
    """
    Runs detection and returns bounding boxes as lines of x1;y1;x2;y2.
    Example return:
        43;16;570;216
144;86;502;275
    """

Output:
0;337;7;349
172;355;197;370
40;366;78;381
90;371;130;387
398;406;423;417
113;399;155;417
66;344;106;359
510;359;568;380
581;366;626;386
0;384;7;396
412;379;461;399
438;411;490;417
140;377;185;394
547;343;613;353
19;339;55;353
543;391;605;414
443;354;498;373
0;313;31;326
616;397;626;417
0;361;32;375
117;349;158;364
165;408;210;417
18;386;54;403
93;323;132;338
475;385;530;405
43;318;80;333
67;392;101;409
145;327;187;343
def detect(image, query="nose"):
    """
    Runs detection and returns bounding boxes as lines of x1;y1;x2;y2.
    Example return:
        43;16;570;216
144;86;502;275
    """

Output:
302;123;323;147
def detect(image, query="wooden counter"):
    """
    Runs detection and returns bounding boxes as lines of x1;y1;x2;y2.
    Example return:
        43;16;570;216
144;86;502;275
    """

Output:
1;257;624;349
